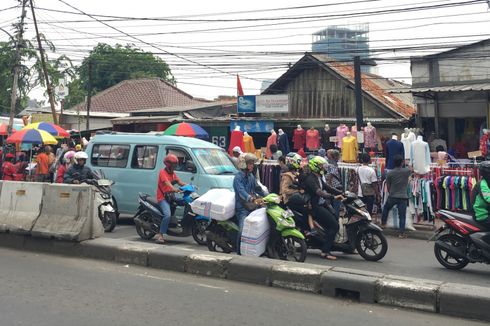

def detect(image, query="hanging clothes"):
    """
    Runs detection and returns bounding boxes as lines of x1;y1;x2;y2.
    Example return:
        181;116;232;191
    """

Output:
258;162;282;195
266;133;278;159
400;132;415;160
363;126;377;149
341;136;358;163
385;138;405;170
243;134;256;153
228;130;244;155
278;132;290;155
336;125;349;149
320;127;336;150
293;128;306;150
410;138;431;174
306;128;320;151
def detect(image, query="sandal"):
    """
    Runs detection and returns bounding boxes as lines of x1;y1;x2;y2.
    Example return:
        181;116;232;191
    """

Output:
321;252;337;261
155;234;166;244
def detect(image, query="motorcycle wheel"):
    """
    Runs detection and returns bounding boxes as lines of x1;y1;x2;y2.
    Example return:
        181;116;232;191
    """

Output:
276;236;307;263
135;212;157;240
192;220;209;246
102;211;117;232
355;229;388;261
434;234;469;270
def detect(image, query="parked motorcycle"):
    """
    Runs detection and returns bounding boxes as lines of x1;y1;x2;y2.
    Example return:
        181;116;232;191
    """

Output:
85;170;118;232
287;191;388;261
431;210;490;270
133;184;209;245
206;193;307;262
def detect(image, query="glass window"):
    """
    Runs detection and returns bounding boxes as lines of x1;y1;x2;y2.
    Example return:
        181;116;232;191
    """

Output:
91;144;130;168
131;145;158;169
166;148;193;172
192;148;237;175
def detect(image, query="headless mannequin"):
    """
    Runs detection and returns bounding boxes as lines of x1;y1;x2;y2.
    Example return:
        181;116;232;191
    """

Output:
400;128;416;160
411;135;431;174
341;131;358;163
228;125;244;155
320;123;335;150
277;128;290;155
243;131;256;153
266;129;278;159
306;126;320;151
385;134;404;170
293;125;306;151
363;122;377;150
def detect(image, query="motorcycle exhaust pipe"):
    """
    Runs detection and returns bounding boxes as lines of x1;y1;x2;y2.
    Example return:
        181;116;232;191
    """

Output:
435;240;467;260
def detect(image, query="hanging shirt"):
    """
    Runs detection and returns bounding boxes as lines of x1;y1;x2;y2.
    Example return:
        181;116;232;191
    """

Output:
410;140;431;174
278;133;290;155
305;129;320;150
292;128;306;150
400;132;416;160
363;126;377;149
228;130;244;155
385;139;405;170
336;125;349;148
243;134;256;153
341;136;358;163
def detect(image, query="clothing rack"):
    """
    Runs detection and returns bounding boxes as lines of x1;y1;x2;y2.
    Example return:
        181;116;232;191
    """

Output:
257;160;282;194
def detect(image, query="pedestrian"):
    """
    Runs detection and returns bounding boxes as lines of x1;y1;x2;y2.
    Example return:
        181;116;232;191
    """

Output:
324;149;343;218
2;153;16;181
56;150;75;183
230;146;242;169
46;146;56;182
154;154;186;244
381;154;411;238
35;147;50;182
357;153;381;216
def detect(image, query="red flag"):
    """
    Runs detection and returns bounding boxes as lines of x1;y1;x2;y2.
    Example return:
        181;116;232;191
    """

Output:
237;74;244;96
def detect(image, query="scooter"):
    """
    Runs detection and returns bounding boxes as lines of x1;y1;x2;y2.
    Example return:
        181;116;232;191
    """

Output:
287;191;388;261
133;184;209;245
431;210;490;270
206;193;307;262
83;170;118;232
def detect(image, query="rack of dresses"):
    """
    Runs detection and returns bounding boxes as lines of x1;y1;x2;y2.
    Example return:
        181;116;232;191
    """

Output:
434;172;477;212
408;175;435;224
337;163;360;193
257;160;282;195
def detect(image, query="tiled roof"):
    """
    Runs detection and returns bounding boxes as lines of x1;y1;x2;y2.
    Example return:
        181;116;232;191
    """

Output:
67;78;206;114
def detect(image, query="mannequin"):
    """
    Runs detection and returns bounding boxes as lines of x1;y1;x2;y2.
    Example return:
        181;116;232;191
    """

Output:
400;128;416;160
363;122;377;150
320;123;336;150
228;126;244;155
385;133;404;170
410;136;431;174
306;126;320;151
277;128;290;155
266;129;278;159
243;131;256;153
293;124;306;150
336;124;349;148
341;132;358;163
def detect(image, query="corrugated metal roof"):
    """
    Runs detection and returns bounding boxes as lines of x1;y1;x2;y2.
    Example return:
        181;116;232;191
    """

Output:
394;82;490;93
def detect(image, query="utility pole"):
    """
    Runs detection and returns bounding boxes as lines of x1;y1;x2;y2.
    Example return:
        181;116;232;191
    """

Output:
29;0;58;125
354;56;364;151
86;59;92;132
8;0;28;134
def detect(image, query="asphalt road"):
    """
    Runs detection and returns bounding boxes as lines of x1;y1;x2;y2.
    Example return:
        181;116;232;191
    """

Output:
0;247;485;326
109;219;490;287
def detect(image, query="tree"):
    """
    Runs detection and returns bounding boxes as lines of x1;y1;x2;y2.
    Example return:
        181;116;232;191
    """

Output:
64;43;175;109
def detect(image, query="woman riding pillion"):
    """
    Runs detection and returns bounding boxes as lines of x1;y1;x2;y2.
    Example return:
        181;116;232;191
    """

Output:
233;153;265;254
155;154;186;244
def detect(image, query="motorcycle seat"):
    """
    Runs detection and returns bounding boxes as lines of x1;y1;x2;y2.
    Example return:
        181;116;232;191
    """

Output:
146;196;161;210
439;210;489;230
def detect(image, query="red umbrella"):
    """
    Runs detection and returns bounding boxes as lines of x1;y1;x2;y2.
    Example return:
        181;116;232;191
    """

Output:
0;123;19;136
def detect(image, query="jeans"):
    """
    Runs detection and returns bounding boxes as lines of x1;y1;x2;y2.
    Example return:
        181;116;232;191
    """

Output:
361;195;375;215
381;197;408;231
331;199;341;219
236;208;251;255
312;205;339;254
158;200;172;234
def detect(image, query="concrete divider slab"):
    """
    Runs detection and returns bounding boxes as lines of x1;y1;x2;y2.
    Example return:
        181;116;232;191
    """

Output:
270;263;328;293
377;275;442;312
148;247;189;273
185;253;232;278
0;181;44;234
439;282;490;321
321;267;384;303
114;242;161;266
79;237;120;261
227;256;278;286
31;184;104;241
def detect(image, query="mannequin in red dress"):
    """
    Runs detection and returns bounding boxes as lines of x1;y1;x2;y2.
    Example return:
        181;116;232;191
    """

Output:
293;125;306;151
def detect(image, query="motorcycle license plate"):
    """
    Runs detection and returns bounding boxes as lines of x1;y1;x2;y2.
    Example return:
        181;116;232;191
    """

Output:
97;179;112;186
354;199;365;207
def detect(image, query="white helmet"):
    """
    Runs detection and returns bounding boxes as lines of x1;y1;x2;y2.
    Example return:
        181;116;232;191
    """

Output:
74;151;88;160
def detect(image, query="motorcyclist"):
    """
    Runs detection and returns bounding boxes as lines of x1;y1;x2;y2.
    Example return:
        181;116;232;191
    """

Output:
64;151;95;184
280;152;303;204
303;156;342;261
233;153;265;254
473;161;490;228
155;154;186;244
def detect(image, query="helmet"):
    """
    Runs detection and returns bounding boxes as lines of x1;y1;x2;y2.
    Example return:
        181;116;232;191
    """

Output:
238;153;257;170
480;161;490;181
285;152;302;170
308;156;327;174
75;144;82;151
74;151;88;160
64;150;76;164
164;154;179;170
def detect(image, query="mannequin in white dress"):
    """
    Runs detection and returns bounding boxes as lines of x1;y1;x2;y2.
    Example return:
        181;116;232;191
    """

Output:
400;128;416;160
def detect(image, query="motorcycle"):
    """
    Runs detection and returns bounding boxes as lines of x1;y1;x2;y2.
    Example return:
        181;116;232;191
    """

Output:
287;191;388;261
431;210;490;270
206;193;307;262
133;184;209;245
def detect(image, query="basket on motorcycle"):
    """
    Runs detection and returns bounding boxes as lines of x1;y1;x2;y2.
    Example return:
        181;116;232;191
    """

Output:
190;188;235;221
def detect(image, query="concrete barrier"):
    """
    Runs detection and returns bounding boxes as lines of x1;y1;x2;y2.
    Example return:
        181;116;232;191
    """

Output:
31;184;104;241
0;181;44;234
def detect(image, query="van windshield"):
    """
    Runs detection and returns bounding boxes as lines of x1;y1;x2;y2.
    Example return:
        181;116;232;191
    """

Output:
192;148;237;175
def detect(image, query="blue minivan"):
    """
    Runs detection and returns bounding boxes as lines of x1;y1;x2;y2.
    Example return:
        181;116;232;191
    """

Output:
85;133;237;215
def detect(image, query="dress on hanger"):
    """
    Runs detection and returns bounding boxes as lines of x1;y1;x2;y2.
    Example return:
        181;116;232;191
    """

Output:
400;132;416;159
278;133;290;155
292;129;306;150
228;130;244;155
266;133;278;159
341;136;358;163
243;134;256;153
363;126;377;149
336;125;349;148
306;129;320;151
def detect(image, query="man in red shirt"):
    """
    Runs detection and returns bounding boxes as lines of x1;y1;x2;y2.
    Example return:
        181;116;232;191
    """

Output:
35;147;50;182
2;153;16;181
155;154;186;244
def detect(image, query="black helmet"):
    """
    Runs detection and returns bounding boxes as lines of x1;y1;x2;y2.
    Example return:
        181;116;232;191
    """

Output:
480;161;490;181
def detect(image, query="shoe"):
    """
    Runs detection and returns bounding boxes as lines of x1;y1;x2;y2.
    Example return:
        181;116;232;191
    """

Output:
398;233;407;239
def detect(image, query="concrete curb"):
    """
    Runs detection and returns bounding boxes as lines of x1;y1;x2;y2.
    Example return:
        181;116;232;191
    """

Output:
1;234;489;322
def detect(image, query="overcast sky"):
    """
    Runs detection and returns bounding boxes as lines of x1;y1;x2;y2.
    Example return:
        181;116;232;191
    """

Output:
1;0;490;102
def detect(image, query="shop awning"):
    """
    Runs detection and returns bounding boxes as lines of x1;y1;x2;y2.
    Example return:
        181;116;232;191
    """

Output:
392;82;490;93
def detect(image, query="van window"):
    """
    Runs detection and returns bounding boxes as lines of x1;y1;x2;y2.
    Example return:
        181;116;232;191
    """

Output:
166;148;193;172
131;145;158;169
91;144;130;168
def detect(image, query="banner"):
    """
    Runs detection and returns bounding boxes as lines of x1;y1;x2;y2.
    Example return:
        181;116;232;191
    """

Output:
237;94;288;113
230;120;274;133
31;114;56;124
